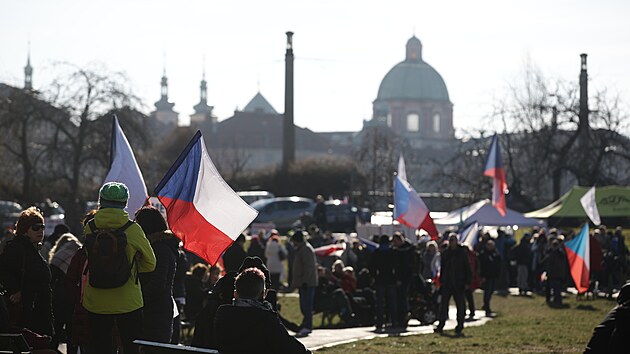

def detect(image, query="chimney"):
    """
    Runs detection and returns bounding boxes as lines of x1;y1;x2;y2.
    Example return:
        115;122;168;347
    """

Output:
282;31;295;172
579;53;589;132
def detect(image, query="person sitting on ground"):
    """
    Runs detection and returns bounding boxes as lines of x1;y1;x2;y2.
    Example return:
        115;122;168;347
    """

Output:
214;268;311;354
316;264;354;326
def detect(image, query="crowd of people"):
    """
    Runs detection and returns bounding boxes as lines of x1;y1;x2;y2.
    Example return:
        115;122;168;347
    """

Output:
0;182;629;353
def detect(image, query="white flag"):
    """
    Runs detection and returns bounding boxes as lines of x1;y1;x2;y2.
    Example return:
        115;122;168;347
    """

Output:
580;186;601;226
397;155;407;181
104;115;148;216
458;222;479;251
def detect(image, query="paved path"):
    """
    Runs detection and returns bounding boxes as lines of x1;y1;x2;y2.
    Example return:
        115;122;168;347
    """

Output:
295;307;493;351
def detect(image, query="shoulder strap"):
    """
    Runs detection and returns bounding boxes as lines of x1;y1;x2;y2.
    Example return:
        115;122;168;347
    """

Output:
88;219;98;234
117;221;134;233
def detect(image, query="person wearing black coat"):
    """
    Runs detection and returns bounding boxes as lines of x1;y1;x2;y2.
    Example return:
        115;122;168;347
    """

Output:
585;282;630;353
191;272;236;349
0;207;54;337
478;239;501;316
512;233;533;295
171;246;187;344
214;268;310;354
222;234;247;273
369;235;397;331
392;232;415;328
136;207;180;343
435;233;472;336
542;239;569;306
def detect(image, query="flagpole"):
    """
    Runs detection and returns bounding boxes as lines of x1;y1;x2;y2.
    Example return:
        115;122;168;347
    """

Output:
109;115;117;169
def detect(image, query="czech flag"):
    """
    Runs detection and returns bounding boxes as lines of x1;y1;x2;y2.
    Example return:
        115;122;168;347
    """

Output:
564;224;590;293
394;155;438;239
483;134;508;216
314;242;346;258
104;115;148;217
154;131;258;265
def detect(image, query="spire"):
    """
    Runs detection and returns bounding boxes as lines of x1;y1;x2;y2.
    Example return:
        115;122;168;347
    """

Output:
24;42;33;90
200;57;207;104
160;65;168;100
193;57;213;115
155;60;175;112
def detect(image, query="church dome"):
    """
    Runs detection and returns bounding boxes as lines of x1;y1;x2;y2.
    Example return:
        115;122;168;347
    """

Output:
376;36;450;102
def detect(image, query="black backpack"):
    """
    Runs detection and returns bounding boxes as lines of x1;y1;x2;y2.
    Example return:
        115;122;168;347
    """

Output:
84;220;135;289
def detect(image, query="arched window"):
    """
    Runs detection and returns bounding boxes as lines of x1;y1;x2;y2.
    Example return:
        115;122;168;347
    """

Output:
407;113;419;132
433;113;440;133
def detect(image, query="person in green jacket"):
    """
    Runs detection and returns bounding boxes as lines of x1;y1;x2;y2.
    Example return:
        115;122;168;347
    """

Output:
83;182;156;354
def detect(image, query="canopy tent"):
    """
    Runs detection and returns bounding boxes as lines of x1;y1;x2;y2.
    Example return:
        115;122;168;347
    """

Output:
525;186;630;225
434;199;545;229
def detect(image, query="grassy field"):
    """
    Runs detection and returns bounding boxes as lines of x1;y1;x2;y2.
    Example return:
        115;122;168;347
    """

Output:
278;291;614;353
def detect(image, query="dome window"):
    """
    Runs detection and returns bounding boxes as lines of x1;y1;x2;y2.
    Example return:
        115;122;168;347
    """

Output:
407;113;420;132
433;113;440;133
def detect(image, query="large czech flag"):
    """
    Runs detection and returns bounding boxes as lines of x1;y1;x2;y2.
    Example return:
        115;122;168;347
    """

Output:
154;131;258;265
564;224;590;293
394;155;438;239
483;134;508;216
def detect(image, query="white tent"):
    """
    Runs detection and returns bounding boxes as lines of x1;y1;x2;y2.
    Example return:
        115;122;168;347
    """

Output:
434;199;545;231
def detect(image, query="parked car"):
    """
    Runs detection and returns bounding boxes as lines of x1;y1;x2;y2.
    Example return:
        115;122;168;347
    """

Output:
250;196;315;233
237;190;275;205
325;200;360;233
36;200;66;235
0;200;23;230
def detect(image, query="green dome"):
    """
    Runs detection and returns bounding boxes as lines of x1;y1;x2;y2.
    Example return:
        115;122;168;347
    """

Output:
377;60;450;102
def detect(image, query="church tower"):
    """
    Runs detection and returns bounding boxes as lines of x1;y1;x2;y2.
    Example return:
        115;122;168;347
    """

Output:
24;43;33;90
190;65;217;135
149;65;179;135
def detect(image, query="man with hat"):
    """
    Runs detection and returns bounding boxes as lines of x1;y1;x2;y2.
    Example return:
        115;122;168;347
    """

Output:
83;182;156;354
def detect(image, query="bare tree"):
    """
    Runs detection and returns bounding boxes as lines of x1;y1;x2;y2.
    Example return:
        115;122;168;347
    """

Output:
353;125;401;210
0;85;64;202
39;63;143;228
440;61;630;210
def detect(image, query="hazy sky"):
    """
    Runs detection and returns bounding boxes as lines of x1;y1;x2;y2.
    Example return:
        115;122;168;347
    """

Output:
2;0;629;134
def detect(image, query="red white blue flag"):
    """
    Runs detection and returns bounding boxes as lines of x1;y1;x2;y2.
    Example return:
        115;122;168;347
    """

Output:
483;134;508;216
154;131;258;265
564;224;590;293
394;155;438;239
314;242;346;258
